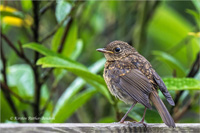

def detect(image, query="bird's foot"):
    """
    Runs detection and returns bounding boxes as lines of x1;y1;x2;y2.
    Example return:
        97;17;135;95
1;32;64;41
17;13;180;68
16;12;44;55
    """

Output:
132;121;147;128
113;121;132;124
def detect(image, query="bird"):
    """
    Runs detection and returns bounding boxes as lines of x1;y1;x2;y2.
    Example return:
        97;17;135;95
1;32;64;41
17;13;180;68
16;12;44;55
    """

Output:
96;40;175;128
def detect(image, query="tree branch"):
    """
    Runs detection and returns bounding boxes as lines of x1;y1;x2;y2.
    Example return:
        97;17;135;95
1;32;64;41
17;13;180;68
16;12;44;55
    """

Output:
0;41;21;123
40;1;55;16
170;52;200;115
1;33;33;68
1;83;34;106
173;92;200;122
32;0;42;123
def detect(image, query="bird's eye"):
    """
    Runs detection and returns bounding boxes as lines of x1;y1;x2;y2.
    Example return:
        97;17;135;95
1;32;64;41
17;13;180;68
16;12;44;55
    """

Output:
115;47;121;52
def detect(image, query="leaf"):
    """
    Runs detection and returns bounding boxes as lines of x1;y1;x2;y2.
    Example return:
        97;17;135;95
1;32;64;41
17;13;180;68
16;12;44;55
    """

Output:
62;21;77;57
0;10;24;19
52;88;97;123
163;78;200;90
70;39;83;60
152;51;186;77
55;0;72;24
52;58;113;121
51;27;64;52
21;0;32;12
24;43;113;103
23;43;57;56
7;64;34;98
24;43;81;64
0;90;15;122
147;5;199;74
191;0;200;12
186;9;200;28
52;21;77;58
37;56;105;86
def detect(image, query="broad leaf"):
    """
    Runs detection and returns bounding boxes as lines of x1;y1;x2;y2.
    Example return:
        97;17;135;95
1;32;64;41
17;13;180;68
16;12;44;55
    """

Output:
24;43;57;56
55;0;72;23
163;78;200;90
152;51;187;77
52;88;97;122
37;56;105;85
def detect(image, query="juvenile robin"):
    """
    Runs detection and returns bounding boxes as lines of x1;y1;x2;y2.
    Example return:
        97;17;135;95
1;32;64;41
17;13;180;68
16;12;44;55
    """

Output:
97;40;175;128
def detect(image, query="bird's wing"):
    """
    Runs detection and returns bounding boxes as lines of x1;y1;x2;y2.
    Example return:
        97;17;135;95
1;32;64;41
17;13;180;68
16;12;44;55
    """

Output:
152;70;175;106
115;69;153;109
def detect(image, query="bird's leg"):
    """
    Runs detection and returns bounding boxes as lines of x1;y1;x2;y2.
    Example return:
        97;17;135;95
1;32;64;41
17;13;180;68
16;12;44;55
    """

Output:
120;102;136;123
139;107;147;123
131;107;147;128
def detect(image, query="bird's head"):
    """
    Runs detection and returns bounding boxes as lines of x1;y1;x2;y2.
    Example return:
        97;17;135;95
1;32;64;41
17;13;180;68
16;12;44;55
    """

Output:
97;40;137;61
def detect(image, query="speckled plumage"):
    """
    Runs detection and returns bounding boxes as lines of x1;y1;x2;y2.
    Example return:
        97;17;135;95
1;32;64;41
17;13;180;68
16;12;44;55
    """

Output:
97;40;175;128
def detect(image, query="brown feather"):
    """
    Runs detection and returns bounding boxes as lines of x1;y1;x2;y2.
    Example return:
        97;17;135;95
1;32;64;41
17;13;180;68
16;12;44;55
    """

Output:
150;91;175;128
152;70;175;106
116;69;153;108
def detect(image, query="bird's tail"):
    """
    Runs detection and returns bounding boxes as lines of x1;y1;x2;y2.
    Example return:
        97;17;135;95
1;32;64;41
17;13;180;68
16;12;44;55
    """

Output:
150;91;176;128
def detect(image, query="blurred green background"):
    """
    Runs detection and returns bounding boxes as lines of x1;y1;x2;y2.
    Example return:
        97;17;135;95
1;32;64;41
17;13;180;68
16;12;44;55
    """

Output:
1;0;200;124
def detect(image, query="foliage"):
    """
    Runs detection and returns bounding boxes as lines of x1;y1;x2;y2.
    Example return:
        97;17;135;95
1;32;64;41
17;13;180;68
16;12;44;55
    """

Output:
1;0;199;124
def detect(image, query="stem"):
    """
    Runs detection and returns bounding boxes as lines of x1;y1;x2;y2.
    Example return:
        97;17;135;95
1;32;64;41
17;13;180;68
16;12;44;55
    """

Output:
57;18;73;53
170;52;200;115
0;41;21;123
1;33;33;68
40;1;55;15
32;0;41;123
1;83;34;105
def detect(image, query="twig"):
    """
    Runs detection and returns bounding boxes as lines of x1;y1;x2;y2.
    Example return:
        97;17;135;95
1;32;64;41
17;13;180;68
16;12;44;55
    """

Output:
1;82;34;105
39;0;83;43
18;40;24;55
1;33;21;57
170;52;200;115
0;42;22;123
40;1;55;16
22;111;29;123
39;11;71;43
173;92;200;122
39;1;84;117
32;0;40;63
1;33;33;68
57;18;73;52
32;0;42;123
39;86;56;117
41;69;53;84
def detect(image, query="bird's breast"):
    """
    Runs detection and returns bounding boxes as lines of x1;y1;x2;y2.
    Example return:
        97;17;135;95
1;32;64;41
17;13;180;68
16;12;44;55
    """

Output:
103;61;135;104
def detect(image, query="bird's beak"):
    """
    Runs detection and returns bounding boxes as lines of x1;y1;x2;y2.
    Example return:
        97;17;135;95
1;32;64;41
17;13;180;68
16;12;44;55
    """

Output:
96;48;113;54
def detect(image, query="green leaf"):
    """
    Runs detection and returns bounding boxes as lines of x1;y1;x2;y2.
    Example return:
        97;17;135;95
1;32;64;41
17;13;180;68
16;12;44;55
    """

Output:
7;64;34;98
51;27;64;51
152;51;187;77
62;21;77;57
52;21;77;58
21;0;32;12
52;88;97;123
37;56;105;85
186;9;200;28
163;78;200;90
147;5;199;75
70;39;83;60
191;0;200;12
0;90;15;122
55;0;72;23
1;11;25;19
23;43;57;56
52;58;113;122
24;43;81;64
